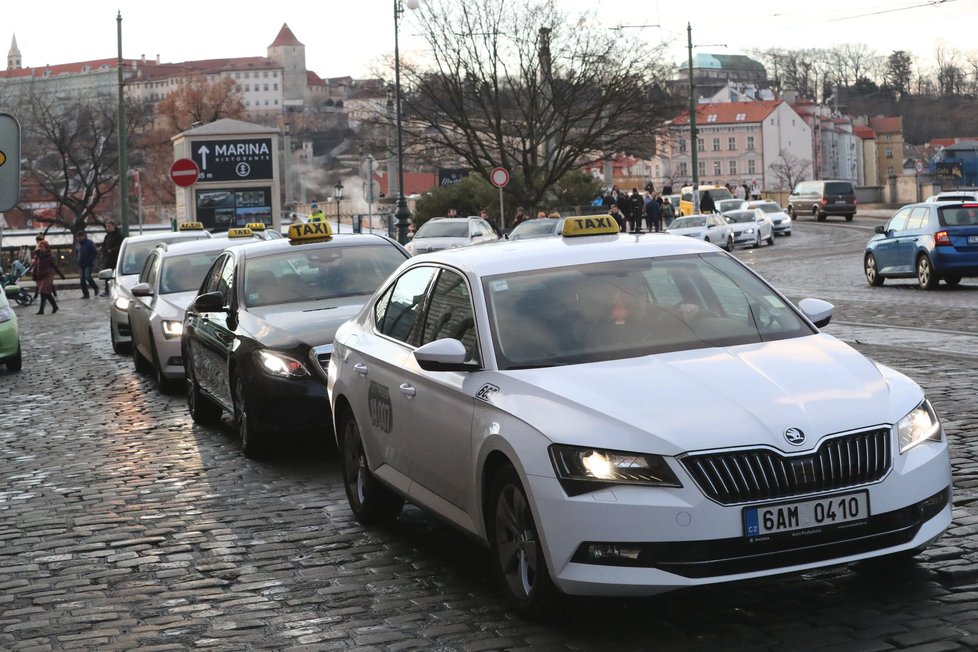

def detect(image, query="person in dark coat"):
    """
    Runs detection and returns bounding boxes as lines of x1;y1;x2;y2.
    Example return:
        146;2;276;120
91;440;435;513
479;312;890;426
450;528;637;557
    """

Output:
700;191;716;214
100;220;123;296
33;240;65;314
627;189;644;232
74;230;99;298
644;195;662;232
608;204;626;232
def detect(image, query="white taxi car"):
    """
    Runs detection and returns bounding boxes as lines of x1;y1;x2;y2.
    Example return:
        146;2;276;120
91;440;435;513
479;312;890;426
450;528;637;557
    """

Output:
327;215;952;617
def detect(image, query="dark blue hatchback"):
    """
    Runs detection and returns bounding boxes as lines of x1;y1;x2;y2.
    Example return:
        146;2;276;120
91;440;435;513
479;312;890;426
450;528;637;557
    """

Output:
864;201;978;289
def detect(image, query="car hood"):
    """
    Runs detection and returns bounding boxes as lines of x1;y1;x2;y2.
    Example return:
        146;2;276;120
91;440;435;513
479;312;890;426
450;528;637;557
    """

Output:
666;227;707;237
241;299;367;348
154;291;198;320
410;236;470;252
491;334;919;456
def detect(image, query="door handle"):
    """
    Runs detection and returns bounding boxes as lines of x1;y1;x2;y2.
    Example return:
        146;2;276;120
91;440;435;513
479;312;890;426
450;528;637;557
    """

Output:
353;362;368;376
399;383;416;397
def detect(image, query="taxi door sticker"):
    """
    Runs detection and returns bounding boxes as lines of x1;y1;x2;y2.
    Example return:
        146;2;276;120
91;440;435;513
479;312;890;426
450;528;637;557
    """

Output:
475;383;500;403
368;381;393;433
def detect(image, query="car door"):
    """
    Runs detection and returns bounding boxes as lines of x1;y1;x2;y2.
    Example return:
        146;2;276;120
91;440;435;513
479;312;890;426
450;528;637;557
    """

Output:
896;207;930;272
874;208;911;273
129;250;161;364
187;254;236;407
347;265;438;490
398;268;479;512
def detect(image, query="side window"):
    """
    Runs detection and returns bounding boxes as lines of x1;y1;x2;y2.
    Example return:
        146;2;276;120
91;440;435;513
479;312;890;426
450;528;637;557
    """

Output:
377;266;437;344
217;257;235;303
906;207;929;230
887;209;912;233
202;255;231;297
419;270;479;363
140;251;160;286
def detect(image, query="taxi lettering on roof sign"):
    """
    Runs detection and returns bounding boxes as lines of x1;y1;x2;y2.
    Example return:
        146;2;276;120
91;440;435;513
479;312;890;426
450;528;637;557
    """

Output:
227;227;254;238
245;222;266;231
288;221;333;243
178;221;205;231
562;215;620;237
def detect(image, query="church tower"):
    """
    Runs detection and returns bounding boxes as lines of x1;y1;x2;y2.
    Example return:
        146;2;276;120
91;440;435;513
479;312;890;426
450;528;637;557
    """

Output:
8;34;22;70
267;24;306;107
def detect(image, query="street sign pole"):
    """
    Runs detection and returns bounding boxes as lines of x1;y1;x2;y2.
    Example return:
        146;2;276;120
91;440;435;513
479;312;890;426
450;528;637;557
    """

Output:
489;167;510;230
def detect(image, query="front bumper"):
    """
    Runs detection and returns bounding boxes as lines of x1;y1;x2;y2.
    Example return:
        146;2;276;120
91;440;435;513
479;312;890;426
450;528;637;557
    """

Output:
110;293;132;342
732;231;758;246
239;368;332;434
526;440;951;597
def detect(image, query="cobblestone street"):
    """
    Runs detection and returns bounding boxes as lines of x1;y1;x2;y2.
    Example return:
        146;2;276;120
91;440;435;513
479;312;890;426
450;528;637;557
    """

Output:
1;222;978;651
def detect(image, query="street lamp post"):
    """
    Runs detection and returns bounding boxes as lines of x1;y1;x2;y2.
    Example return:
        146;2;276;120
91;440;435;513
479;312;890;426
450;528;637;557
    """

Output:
393;0;419;245
333;181;343;230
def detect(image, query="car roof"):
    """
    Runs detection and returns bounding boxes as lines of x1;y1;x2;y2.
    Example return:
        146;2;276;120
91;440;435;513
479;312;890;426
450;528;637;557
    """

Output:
153;237;242;258
121;230;211;245
408;232;718;278
229;232;405;260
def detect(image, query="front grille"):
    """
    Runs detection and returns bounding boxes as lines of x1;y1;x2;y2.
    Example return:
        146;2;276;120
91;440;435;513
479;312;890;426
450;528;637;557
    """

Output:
680;428;891;505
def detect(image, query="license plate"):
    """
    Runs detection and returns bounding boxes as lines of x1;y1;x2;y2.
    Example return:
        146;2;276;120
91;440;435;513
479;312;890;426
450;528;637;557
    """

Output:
969;235;978;244
743;491;869;537
835;199;846;204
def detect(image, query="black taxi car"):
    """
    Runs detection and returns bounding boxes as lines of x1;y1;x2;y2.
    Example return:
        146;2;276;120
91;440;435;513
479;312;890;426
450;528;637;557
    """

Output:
181;221;410;457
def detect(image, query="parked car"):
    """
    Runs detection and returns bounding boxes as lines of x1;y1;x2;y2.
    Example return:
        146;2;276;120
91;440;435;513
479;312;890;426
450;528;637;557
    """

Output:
787;180;857;222
747;200;792;236
328;215;951;617
680;185;733;216
925;190;978;203
0;287;21;372
724;208;775;248
666;214;734;251
507;217;564;240
182;222;410;457
715;198;749;215
405;216;499;255
864;201;978;289
101;224;212;354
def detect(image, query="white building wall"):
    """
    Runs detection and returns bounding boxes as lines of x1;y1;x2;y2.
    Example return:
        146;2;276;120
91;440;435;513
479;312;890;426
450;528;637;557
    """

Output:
760;103;813;191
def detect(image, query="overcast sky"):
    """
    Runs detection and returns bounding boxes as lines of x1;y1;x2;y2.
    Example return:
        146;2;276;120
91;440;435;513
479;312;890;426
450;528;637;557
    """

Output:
2;0;972;82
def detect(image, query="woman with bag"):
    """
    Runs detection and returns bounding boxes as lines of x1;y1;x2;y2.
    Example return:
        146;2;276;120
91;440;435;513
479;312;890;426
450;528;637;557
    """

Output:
33;240;65;315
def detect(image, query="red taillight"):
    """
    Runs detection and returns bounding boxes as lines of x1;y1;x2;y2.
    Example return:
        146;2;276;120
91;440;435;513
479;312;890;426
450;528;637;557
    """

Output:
853;198;858;205
962;203;978;208
820;198;827;205
935;230;952;246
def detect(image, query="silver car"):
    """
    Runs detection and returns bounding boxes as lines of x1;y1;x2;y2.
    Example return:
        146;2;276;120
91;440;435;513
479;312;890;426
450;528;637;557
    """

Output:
405;216;499;255
665;214;734;251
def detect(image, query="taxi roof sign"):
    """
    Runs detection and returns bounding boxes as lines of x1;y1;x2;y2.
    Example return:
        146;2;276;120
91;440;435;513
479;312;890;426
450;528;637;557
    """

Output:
288;220;333;243
178;221;205;231
562;215;620;238
227;227;254;238
244;222;266;231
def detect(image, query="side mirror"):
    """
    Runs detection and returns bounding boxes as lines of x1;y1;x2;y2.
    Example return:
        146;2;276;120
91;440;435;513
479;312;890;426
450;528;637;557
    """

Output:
798;298;834;329
874;225;886;234
98;268;114;280
414;338;472;372
192;291;227;313
130;282;153;297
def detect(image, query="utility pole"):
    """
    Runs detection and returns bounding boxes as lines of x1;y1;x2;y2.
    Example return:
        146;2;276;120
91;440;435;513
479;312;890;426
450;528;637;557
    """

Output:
688;23;699;215
116;12;130;236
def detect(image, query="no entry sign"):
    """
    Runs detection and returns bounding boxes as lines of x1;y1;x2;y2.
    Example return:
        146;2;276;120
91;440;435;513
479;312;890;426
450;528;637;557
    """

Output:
170;158;200;188
490;167;510;188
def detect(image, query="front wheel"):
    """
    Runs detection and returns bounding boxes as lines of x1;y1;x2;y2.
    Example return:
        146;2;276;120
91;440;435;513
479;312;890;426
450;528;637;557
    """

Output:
766;230;775;246
4;344;22;372
724;235;734;252
133;341;151;374
487;466;560;619
340;410;403;524
234;374;264;458
917;255;939;290
186;359;222;425
865;254;884;287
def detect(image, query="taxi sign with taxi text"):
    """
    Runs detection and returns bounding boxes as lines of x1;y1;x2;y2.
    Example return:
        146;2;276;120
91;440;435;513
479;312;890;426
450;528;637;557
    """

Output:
227;227;254;238
178;221;205;231
245;222;267;231
562;215;621;237
288;221;333;243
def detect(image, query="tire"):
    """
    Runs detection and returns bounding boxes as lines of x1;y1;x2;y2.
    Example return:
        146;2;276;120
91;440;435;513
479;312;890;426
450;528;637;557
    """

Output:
753;232;761;248
787;205;794;218
133;340;151;374
111;326;128;355
487;465;560;619
865;254;884;287
766;231;775;246
785;231;792;237
234;374;264;458
339;409;404;524
813;207;825;222
724;235;734;252
944;275;962;288
916;255;939;290
845;215;854;222
151;337;179;394
5;344;22;372
186;358;222;425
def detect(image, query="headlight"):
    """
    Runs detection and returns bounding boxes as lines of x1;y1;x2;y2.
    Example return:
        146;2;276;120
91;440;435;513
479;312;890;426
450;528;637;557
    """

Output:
161;320;183;338
549;444;681;495
745;227;756;234
898;399;942;453
114;296;130;311
257;350;310;378
0;306;13;323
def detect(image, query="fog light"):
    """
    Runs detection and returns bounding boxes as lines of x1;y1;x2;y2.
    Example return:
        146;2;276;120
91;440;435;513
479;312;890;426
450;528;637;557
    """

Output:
588;544;641;562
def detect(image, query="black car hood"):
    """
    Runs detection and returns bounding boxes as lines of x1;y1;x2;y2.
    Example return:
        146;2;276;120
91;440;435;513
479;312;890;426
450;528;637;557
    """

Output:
239;299;367;349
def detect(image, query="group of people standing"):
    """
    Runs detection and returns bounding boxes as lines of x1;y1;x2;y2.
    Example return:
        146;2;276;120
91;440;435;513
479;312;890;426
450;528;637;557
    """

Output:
605;187;675;234
732;180;763;201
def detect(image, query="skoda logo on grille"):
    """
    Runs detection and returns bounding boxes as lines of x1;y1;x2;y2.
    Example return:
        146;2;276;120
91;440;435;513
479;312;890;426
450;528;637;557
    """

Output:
784;427;806;446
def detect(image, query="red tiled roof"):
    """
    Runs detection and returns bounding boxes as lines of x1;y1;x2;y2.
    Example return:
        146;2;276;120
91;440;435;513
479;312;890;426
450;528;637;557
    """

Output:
306;71;326;87
671;100;781;126
853;125;876;139
868;115;901;133
0;57;142;79
269;24;303;48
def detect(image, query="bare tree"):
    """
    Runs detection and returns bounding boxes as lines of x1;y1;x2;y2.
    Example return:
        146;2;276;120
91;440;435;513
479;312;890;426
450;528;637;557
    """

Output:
935;46;965;96
768;150;811;192
828;44;881;88
18;85;151;233
395;0;681;208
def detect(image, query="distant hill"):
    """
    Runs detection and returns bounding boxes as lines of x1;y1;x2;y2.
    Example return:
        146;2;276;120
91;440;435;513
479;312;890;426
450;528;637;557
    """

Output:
842;94;978;145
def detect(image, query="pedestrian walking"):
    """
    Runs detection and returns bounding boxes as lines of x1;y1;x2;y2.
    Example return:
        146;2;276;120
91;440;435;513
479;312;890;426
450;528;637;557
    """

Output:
700;191;716;214
100;220;123;296
644;195;662;232
33;239;65;314
74;230;100;298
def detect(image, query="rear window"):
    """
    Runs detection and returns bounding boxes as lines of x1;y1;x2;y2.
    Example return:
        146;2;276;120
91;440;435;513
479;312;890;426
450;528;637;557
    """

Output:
939;206;978;227
824;182;854;195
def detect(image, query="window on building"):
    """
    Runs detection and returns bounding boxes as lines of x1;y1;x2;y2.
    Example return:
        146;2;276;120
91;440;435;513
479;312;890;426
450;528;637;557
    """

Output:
706;114;718;122
747;136;755;150
263;71;268;78
728;137;736;150
887;166;894;176
697;138;704;152
679;162;688;176
679;139;687;153
713;161;721;175
748;160;756;174
729;160;737;175
885;147;893;158
698;161;706;176
735;113;747;121
712;137;720;151
245;84;250;92
274;83;279;90
264;83;269;91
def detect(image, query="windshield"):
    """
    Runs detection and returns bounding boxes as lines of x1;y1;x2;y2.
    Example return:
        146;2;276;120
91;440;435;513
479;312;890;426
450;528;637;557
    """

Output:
120;236;206;275
160;251;225;294
485;254;813;369
706;188;733;201
725;211;757;223
669;217;705;229
755;203;782;213
824;182;853;195
415;220;469;239
716;199;747;212
939;205;978;227
510;219;560;239
244;244;405;307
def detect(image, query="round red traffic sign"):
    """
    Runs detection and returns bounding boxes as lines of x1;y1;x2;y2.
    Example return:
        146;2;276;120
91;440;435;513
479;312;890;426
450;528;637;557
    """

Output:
490;167;510;188
170;158;200;187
